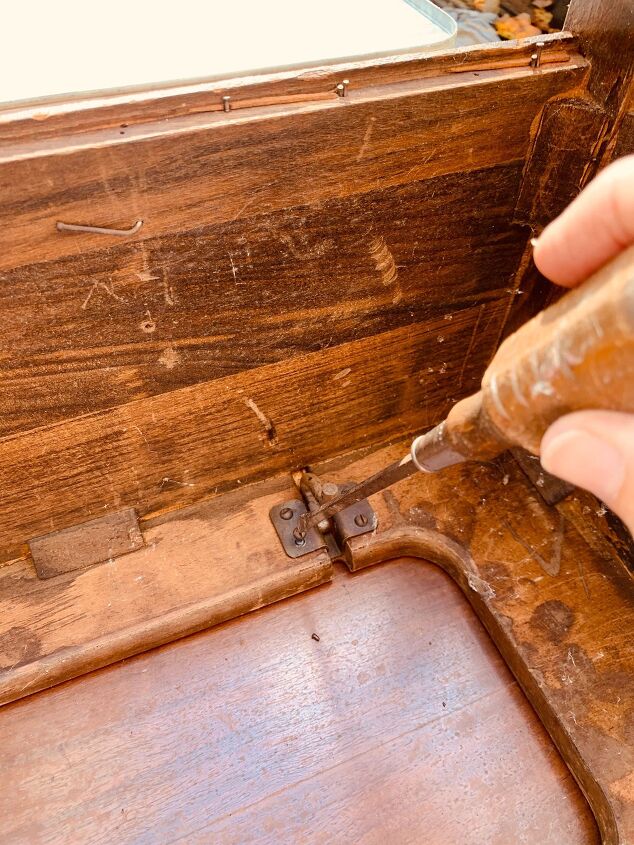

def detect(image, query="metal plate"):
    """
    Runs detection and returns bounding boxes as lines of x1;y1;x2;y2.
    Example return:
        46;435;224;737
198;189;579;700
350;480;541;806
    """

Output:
332;484;378;542
269;499;327;559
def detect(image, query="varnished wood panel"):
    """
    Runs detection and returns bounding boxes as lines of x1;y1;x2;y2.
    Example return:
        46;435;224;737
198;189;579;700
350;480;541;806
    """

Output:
314;443;633;844
0;163;525;436
0;302;506;559
0;63;585;273
0;560;599;845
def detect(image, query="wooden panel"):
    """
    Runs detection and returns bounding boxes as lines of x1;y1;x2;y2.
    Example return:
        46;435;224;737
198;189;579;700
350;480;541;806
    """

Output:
0;302;507;559
314;443;633;845
565;0;634;103
0;33;578;142
0;560;599;845
514;99;607;230
0;474;332;704
0;163;525;437
0;62;585;272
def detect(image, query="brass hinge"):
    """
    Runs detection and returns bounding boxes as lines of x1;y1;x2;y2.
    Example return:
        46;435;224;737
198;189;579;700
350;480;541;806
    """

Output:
270;471;377;559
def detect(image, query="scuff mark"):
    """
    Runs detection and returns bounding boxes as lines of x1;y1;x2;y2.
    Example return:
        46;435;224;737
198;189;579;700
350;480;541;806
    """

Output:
140;310;156;333
369;236;402;303
457;304;485;390
228;251;238;282
333;367;352;381
243;397;278;446
467;571;496;600
81;279;127;310
159;347;180;369
356;116;376;162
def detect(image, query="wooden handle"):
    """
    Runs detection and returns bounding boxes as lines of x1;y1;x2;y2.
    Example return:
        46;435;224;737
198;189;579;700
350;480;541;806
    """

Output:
444;242;634;459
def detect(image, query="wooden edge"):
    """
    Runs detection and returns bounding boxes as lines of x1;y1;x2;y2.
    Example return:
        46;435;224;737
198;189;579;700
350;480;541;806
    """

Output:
0;475;333;707
0;33;580;143
0;562;330;707
344;526;618;845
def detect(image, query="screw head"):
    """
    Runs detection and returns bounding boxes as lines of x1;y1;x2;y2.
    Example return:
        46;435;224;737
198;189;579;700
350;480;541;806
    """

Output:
354;513;369;528
279;507;294;520
294;535;306;547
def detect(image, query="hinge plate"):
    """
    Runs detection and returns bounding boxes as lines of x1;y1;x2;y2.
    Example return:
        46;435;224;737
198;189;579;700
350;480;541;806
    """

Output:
270;478;377;559
269;499;327;558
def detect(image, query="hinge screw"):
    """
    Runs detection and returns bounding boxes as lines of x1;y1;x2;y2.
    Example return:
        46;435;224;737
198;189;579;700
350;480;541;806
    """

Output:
354;513;369;528
279;507;294;520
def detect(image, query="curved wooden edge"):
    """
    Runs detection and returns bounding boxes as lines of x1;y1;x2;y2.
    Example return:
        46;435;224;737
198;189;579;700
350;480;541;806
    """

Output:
345;525;619;845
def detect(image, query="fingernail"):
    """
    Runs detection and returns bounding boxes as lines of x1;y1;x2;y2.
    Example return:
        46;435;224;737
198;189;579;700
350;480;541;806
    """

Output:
530;237;539;248
541;430;625;503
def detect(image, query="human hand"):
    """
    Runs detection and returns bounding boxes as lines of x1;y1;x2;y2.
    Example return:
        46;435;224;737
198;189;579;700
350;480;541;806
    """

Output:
533;155;634;534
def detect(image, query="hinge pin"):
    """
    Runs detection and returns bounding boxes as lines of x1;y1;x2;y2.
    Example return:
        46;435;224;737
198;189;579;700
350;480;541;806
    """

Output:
336;79;350;98
222;95;232;112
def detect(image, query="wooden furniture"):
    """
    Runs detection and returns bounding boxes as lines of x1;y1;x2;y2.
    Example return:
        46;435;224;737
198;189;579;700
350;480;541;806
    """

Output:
0;0;632;841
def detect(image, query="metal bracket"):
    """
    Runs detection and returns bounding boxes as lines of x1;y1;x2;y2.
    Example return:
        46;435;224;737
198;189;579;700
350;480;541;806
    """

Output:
269;499;327;559
270;476;377;559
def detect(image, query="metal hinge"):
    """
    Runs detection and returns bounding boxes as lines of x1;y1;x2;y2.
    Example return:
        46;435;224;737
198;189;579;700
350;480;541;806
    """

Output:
270;471;377;559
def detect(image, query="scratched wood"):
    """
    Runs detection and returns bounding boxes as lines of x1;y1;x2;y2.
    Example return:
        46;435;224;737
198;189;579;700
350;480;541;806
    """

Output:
309;441;634;845
0;474;332;704
0;62;585;273
0;302;506;560
0;162;525;436
0;560;598;845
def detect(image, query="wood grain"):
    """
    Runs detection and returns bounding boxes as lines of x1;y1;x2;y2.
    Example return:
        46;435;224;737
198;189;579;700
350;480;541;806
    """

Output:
565;0;634;103
0;302;507;560
0;560;599;845
0;162;525;437
0;62;585;272
0;474;332;704
313;443;634;845
0;33;579;143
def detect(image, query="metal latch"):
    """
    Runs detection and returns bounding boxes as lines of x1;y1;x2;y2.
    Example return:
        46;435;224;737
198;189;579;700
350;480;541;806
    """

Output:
270;471;377;559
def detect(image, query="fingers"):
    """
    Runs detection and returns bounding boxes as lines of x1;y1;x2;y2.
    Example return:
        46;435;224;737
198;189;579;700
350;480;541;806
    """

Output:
533;155;634;287
541;410;634;534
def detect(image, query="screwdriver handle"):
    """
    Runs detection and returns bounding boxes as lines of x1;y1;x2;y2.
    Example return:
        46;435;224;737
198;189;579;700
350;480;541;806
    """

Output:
438;242;634;462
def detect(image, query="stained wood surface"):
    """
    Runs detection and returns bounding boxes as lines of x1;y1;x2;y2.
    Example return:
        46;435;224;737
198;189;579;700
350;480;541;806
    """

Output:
505;0;634;340
0;56;587;558
0;62;584;273
0;33;578;143
0;559;599;845
0;302;505;562
0;474;331;703
0;163;525;437
314;444;633;845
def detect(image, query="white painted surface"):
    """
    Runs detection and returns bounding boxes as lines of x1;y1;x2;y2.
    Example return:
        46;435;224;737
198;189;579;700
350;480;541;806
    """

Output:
0;0;455;107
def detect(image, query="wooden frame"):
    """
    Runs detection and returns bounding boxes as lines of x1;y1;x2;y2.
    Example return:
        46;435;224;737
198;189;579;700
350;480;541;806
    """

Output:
0;0;632;840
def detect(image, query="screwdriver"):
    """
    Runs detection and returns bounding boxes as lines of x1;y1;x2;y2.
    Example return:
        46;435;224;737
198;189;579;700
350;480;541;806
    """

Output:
297;242;634;538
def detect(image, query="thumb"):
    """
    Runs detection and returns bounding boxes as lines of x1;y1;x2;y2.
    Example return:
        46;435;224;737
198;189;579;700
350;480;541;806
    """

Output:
541;410;634;535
